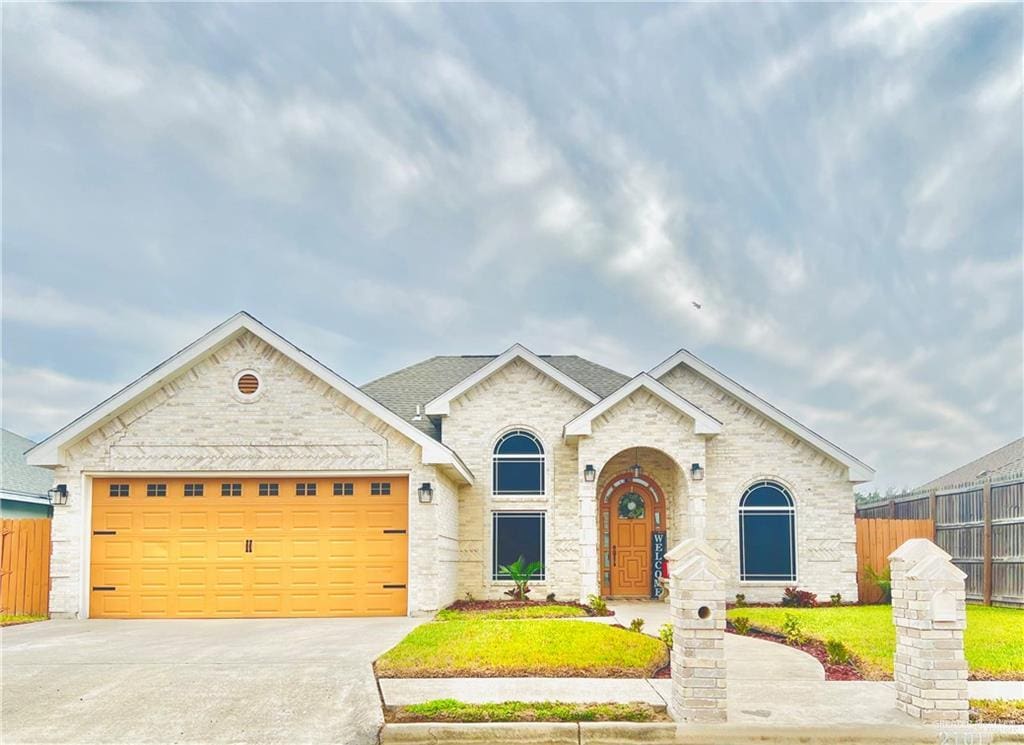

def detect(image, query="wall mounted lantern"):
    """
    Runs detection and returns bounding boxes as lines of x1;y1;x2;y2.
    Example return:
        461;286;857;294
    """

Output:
583;464;597;483
48;484;69;506
630;447;642;479
417;482;434;504
690;463;705;481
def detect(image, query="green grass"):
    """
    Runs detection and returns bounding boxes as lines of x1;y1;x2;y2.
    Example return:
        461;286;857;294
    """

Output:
970;699;1024;725
376;619;668;678
0;614;46;626
727;604;1024;679
436;604;589;621
389;699;667;723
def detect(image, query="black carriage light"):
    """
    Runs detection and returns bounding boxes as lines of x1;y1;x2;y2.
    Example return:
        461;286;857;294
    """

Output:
417;482;434;504
48;484;69;506
630;447;642;478
583;464;596;483
691;462;705;481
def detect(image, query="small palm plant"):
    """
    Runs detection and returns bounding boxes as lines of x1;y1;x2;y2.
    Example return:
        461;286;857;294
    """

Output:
499;556;543;601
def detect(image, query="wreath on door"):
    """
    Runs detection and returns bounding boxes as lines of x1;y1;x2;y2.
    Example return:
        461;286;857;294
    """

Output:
618;491;645;519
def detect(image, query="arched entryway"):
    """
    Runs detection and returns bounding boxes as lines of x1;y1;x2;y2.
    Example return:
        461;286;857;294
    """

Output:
600;472;667;597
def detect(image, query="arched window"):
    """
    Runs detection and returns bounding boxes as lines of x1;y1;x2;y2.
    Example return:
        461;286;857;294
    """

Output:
739;481;796;582
493;430;544;495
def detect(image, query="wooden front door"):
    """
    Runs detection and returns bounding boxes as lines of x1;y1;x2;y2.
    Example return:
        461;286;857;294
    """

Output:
609;483;655;596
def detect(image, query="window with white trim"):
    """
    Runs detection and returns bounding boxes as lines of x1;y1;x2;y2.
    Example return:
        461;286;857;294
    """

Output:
739;481;796;582
492;430;544;495
492;512;545;580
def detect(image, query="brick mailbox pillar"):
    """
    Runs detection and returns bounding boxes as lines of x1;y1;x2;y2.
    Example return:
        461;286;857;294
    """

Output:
888;538;969;724
665;538;728;723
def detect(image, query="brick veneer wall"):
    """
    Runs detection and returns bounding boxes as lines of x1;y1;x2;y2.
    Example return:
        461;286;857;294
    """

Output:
48;331;452;617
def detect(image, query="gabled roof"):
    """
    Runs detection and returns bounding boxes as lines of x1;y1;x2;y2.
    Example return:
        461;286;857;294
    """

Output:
24;312;473;484
564;373;722;437
649;349;875;483
423;344;604;416
2;429;53;500
362;354;630;438
916;437;1024;492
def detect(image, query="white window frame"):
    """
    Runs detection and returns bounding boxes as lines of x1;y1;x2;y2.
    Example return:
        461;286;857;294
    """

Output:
738;480;797;583
492;429;546;496
491;511;546;581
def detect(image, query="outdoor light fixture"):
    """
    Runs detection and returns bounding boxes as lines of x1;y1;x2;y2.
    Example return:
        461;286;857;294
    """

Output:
583;464;596;483
690;463;705;481
48;484;69;506
630;448;642;478
417;482;434;504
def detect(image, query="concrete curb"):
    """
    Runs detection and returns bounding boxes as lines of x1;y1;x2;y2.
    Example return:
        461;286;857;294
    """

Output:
380;722;1024;745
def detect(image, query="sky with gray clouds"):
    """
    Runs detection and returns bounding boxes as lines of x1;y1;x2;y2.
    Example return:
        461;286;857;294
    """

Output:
2;3;1021;491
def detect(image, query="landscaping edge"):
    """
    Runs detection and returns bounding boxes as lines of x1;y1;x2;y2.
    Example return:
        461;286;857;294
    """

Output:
379;722;1024;745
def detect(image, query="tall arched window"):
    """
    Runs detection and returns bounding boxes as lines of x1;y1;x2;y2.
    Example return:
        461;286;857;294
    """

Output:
739;481;796;582
493;430;544;495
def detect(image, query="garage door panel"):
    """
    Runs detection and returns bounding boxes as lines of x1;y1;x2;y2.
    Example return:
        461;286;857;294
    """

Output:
90;476;408;618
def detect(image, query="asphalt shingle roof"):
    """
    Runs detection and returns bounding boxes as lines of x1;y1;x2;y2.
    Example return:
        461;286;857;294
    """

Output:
1;429;53;497
360;354;631;439
917;437;1024;491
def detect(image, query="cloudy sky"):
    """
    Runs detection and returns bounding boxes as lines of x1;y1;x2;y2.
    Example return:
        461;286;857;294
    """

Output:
3;3;1021;491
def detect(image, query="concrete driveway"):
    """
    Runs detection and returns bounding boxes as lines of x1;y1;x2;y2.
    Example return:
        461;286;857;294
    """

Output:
1;617;423;744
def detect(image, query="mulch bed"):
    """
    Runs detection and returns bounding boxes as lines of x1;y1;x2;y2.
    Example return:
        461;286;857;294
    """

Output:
725;623;864;680
444;599;613;616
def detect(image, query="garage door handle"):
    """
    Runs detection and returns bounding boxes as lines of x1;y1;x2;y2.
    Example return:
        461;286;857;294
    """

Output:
245;539;253;553
383;584;406;589
383;529;406;534
93;530;117;536
92;586;116;591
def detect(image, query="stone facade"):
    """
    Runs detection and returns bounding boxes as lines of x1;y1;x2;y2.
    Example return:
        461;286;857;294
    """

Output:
47;331;457;617
43;323;864;617
889;539;969;723
658;364;858;602
440;358;591;600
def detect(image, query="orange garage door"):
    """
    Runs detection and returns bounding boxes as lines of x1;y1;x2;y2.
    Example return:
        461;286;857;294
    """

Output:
90;476;408;618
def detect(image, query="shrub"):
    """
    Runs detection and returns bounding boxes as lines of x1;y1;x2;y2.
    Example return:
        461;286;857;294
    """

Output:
734;593;746;608
782;613;805;645
825;638;851;665
546;592;557;602
863;565;892;603
781;587;817;607
587;595;608;615
658;623;673;649
498;556;543;601
830;593;842;607
629;618;645;633
731;616;751;635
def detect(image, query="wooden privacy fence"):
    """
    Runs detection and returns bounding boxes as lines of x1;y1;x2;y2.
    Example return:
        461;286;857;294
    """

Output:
855;518;934;603
0;519;52;617
857;475;1024;607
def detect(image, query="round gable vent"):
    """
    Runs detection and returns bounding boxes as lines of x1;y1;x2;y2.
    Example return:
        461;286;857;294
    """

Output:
232;370;263;402
237;373;260;395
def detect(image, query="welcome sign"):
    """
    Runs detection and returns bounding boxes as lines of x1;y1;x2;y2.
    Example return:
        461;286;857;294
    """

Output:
651;530;667;598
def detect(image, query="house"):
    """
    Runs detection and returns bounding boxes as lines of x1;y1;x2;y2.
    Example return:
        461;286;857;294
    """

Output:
2;429;54;519
26;312;873;619
916;437;1024;492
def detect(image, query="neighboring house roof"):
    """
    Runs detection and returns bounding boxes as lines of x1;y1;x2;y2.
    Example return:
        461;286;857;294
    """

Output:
564;373;722;437
24;312;473;484
649;349;875;483
361;353;630;437
1;429;53;504
916;437;1024;492
422;344;607;417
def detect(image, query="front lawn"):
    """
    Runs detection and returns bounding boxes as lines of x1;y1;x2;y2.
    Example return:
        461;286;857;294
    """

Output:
387;699;667;723
376;619;668;678
436;604;589;621
970;699;1024;725
0;614;46;627
727;604;1023;679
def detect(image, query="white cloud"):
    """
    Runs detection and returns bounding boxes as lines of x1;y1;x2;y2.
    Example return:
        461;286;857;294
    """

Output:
1;362;121;439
